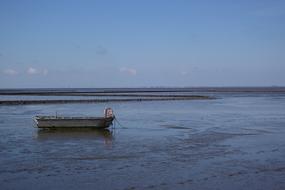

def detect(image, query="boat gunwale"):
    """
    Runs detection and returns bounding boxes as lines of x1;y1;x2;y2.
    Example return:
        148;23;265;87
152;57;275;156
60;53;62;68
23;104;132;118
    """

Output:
34;116;114;120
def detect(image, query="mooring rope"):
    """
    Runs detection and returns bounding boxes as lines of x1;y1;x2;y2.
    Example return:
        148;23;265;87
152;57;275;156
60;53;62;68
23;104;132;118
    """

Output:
113;116;128;129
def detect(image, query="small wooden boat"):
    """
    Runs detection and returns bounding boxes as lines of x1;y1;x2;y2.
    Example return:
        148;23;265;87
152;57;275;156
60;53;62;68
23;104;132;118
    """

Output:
34;108;114;129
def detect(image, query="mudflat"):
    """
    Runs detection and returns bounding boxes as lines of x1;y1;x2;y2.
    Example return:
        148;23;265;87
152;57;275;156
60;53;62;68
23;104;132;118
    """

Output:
0;88;285;190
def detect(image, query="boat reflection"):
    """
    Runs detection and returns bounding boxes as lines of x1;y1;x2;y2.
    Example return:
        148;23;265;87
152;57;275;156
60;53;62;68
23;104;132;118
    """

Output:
35;128;113;144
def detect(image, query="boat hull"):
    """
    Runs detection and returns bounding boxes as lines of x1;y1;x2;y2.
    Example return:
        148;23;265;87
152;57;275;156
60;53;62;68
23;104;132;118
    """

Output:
34;116;114;129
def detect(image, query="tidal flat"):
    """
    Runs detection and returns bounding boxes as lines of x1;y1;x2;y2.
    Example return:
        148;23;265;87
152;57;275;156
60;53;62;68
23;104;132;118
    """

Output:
0;88;285;190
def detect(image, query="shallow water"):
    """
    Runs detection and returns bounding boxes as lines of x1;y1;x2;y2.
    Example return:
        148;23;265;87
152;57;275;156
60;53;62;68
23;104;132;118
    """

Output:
0;92;285;190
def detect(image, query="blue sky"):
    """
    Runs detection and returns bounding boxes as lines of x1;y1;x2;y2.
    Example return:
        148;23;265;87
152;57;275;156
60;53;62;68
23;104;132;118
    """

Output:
0;0;285;88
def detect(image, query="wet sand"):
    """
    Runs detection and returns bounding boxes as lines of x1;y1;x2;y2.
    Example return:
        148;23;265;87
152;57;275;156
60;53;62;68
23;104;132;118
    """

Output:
0;88;285;190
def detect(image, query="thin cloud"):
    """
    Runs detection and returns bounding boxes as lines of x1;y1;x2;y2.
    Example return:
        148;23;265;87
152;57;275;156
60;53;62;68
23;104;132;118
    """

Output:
27;67;39;75
3;69;18;76
74;44;81;49
96;45;108;55
27;67;48;76
119;67;137;76
181;71;188;76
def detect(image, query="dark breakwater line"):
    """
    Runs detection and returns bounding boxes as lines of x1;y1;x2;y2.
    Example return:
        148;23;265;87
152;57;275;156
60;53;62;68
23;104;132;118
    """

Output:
0;96;213;105
1;87;285;95
0;93;208;97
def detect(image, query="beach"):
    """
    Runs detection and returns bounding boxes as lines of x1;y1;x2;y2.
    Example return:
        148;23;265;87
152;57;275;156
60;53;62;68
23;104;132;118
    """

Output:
0;88;285;190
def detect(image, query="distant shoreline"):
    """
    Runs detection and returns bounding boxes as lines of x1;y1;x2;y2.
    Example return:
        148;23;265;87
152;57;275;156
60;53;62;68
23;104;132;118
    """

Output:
1;87;284;105
0;87;285;95
0;96;213;105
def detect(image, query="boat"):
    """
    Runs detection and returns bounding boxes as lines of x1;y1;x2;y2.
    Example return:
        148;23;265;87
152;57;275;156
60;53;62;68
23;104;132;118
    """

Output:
36;128;113;141
34;108;114;129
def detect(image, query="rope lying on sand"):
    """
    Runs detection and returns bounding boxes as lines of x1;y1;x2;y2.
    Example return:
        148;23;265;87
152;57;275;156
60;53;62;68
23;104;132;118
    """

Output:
0;96;214;105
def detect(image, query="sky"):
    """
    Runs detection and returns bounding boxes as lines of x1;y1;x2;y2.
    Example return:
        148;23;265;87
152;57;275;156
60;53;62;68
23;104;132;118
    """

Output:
0;0;285;88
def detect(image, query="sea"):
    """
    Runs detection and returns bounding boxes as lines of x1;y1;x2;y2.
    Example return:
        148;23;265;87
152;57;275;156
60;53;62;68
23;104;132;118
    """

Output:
0;87;285;190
